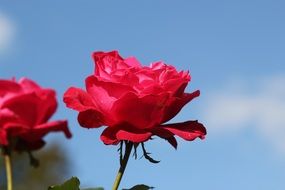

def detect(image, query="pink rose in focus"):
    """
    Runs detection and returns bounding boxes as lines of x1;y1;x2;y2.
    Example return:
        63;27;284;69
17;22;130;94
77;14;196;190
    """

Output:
64;51;206;148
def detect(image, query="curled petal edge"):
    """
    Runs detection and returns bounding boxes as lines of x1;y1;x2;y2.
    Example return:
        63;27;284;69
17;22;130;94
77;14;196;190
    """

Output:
160;120;206;141
100;126;152;145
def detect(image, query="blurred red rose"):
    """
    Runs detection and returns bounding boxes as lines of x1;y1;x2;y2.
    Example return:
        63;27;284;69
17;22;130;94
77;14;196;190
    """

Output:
0;78;72;151
64;51;206;148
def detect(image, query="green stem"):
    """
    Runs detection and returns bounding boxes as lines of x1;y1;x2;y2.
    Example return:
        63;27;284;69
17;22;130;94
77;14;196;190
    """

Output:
112;141;133;190
4;152;13;190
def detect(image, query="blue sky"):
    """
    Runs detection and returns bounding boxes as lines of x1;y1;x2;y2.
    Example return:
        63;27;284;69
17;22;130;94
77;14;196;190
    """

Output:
1;1;285;189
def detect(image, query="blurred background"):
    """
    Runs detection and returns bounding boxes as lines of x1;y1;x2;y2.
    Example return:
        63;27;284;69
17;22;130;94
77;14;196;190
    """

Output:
0;1;285;189
0;142;70;189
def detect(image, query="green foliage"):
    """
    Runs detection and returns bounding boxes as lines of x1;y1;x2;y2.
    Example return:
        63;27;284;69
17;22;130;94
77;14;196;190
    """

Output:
48;177;80;190
122;184;154;190
48;177;104;190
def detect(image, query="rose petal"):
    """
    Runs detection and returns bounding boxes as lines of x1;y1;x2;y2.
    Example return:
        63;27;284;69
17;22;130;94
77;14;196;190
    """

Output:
20;120;71;142
100;127;120;145
0;108;22;127
111;92;169;129
162;90;200;123
162;120;206;141
2;89;58;126
163;79;189;96
0;80;22;107
140;83;164;95
124;57;141;67
172;82;188;97
34;89;57;124
116;130;152;143
63;87;95;111
19;78;41;92
1;93;40;126
135;69;156;84
78;109;105;128
116;123;152;142
93;51;128;79
86;76;135;112
157;66;178;82
100;125;152;144
110;68;139;86
0;108;30;139
0;79;22;97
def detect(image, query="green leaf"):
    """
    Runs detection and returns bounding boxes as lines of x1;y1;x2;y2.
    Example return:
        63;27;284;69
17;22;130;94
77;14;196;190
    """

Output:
48;177;80;190
48;177;104;190
122;184;154;190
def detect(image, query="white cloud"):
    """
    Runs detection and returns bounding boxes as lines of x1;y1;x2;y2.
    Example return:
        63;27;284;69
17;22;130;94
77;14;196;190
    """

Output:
202;75;285;154
0;12;15;54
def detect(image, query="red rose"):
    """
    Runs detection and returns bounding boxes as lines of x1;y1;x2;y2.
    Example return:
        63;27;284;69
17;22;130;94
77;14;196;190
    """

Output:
64;51;206;148
0;78;72;151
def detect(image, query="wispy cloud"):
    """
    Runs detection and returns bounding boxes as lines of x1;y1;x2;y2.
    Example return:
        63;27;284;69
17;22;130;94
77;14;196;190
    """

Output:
0;12;15;54
202;75;285;154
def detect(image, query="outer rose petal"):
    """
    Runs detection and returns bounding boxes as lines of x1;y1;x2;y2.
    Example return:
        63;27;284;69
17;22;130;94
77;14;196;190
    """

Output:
0;80;22;107
162;120;206;141
0;108;23;128
19;78;41;92
116;129;152;143
162;90;200;123
100;127;119;145
111;92;169;129
0;79;22;97
0;107;30;138
20;120;72;142
1;93;40;126
63;87;95;111
34;89;57;124
2;89;57;126
163;79;189;96
100;124;152;145
116;123;152;142
64;86;114;128
77;109;105;128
